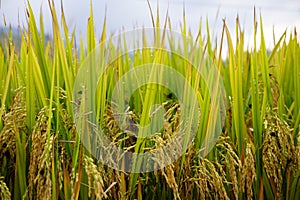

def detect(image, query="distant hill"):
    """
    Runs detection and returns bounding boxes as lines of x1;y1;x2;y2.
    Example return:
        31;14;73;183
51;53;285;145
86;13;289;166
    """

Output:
0;26;21;36
0;26;22;51
0;26;51;52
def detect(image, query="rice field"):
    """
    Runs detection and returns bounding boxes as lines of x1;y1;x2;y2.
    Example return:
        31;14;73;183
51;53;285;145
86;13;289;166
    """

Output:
0;1;300;200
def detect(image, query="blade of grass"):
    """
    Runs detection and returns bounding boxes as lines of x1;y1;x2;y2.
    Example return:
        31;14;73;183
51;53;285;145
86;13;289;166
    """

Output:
224;21;246;155
0;45;14;130
27;1;51;97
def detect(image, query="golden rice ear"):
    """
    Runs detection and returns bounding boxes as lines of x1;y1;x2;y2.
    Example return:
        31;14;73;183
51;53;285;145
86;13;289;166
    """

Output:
214;136;242;199
297;132;300;170
0;88;26;199
83;155;107;199
161;165;180;200
241;143;256;200
187;155;230;199
262;108;296;199
0;88;26;161
28;107;53;199
0;176;11;200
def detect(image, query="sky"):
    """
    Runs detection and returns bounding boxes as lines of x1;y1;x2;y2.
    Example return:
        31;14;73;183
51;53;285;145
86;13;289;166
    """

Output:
0;0;299;49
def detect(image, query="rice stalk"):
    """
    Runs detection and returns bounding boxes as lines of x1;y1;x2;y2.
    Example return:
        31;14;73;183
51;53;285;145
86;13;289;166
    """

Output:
223;18;247;156
0;1;299;199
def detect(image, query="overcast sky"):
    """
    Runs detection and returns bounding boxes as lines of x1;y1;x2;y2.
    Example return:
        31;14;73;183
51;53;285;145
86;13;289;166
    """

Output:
1;0;299;49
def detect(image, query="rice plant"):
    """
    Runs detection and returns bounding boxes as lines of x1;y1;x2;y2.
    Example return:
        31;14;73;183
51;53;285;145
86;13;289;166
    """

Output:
0;1;299;199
